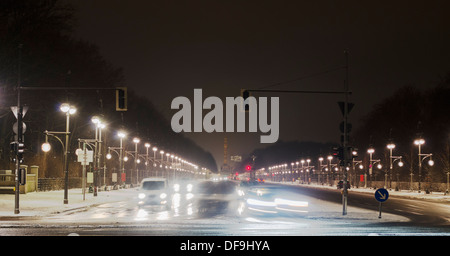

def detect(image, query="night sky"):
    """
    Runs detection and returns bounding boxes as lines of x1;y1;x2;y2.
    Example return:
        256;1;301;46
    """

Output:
66;0;450;170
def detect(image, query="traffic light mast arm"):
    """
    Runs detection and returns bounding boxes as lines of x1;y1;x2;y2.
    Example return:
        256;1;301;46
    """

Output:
20;86;127;111
20;86;122;90
242;89;351;95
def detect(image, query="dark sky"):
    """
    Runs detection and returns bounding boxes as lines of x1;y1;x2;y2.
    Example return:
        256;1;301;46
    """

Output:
66;0;450;170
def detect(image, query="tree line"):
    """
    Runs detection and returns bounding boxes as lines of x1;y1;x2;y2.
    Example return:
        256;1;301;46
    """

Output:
353;78;450;185
242;76;450;185
0;0;217;179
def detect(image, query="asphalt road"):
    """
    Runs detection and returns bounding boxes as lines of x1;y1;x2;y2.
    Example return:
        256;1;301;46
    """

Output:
1;182;449;236
282;184;450;226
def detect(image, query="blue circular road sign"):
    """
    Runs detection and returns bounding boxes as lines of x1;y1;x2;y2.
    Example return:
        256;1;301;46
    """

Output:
374;188;389;202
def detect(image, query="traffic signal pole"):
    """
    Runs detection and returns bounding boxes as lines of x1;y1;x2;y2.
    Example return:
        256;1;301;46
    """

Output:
243;50;353;216
342;50;350;216
14;108;22;214
14;44;23;214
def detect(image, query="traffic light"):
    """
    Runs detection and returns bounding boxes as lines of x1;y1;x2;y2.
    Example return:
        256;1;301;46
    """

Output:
18;168;26;185
245;165;252;171
10;142;24;163
17;142;24;163
332;146;358;162
241;89;250;112
116;87;127;111
332;146;344;161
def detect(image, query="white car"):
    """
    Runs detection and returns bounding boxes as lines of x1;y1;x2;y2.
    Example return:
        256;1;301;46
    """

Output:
138;178;171;209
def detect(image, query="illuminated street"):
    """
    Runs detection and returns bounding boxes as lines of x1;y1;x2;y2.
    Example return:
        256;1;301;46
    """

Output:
1;3;449;251
1;182;449;236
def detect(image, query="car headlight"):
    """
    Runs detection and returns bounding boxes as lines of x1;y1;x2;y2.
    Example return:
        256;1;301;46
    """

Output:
160;193;167;199
138;193;146;199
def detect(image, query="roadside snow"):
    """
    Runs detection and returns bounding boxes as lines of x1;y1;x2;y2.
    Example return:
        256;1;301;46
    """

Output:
0;188;139;217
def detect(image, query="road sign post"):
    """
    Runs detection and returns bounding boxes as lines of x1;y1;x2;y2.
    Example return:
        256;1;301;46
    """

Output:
77;144;93;200
374;188;389;218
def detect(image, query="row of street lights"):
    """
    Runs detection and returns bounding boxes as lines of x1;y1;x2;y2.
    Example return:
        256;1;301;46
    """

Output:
105;132;201;184
266;138;435;193
40;103;202;204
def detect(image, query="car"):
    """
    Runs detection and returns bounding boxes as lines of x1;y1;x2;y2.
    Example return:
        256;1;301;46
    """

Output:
193;180;238;216
172;178;195;194
138;178;171;209
242;184;309;216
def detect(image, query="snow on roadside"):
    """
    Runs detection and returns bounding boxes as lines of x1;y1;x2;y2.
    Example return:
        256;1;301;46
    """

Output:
0;188;139;217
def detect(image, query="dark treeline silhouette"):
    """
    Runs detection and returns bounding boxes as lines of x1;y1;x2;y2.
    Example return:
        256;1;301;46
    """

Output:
241;76;450;186
353;77;450;184
0;0;217;179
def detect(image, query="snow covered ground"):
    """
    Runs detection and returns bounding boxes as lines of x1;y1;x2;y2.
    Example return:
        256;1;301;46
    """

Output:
1;181;447;226
0;184;410;225
2;183;450;236
0;188;138;217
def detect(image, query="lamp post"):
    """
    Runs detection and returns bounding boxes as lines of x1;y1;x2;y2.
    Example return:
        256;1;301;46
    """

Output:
387;143;404;190
60;103;76;204
99;123;106;187
144;143;150;178
152;147;157;177
300;160;305;183
318;157;324;185
117;131;126;185
367;147;374;188
133;137;140;184
166;153;170;178
387;143;395;189
171;154;175;180
306;159;311;184
159;150;165;177
414;138;434;193
414;138;424;193
91;116;105;196
327;156;333;186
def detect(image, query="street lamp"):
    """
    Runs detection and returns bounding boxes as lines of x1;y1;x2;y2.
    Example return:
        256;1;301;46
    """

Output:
414;138;433;193
366;146;375;188
117;131;126;184
318;157;324;184
387;143;395;189
60;103;76;204
133;137;140;184
91;116;105;196
327;156;333;185
41;142;51;152
414;138;424;193
387;142;403;190
144;143;150;177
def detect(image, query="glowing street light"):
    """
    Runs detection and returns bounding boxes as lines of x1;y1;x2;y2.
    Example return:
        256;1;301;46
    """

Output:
133;137;140;184
117;131;126;183
414;137;433;193
41;142;51;152
60;103;76;204
387;142;403;190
